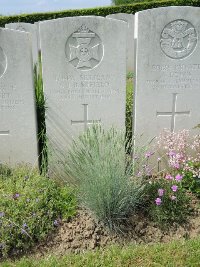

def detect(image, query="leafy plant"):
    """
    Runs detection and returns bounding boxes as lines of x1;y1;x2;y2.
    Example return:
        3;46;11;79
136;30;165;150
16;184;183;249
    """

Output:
126;71;134;79
64;125;145;231
146;174;191;227
182;162;200;197
0;165;76;258
156;129;200;197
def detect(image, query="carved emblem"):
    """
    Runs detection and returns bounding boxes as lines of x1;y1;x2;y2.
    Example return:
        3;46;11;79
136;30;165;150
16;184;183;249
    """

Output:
16;25;26;32
65;24;103;70
160;20;197;59
0;47;7;78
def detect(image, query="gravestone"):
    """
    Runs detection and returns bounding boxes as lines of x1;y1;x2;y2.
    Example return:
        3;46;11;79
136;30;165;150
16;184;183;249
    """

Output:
5;23;39;66
134;6;200;148
34;22;41;51
39;16;127;173
107;13;135;73
0;28;38;166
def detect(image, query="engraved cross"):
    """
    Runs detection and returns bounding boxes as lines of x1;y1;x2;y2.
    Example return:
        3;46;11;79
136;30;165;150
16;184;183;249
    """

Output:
71;104;101;131
156;93;190;132
0;130;10;136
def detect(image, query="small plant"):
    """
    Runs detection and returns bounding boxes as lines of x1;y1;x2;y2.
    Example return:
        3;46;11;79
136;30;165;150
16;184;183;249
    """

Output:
34;59;48;174
64;125;145;231
0;165;76;258
126;78;133;146
126;71;134;79
156;129;200;197
146;173;190;226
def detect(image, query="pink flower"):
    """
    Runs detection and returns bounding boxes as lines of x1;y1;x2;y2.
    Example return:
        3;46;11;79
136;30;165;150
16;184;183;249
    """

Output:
175;174;183;181
155;198;162;206
173;163;180;169
171;196;177;201
158;189;164;197
171;185;178;192
168;151;176;157
165;174;173;180
145;151;154;158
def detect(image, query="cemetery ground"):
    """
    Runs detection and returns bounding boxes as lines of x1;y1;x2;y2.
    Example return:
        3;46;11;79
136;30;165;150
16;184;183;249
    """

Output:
0;75;200;266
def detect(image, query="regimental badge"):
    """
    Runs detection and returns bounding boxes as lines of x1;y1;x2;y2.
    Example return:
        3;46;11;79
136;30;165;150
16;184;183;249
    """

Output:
65;24;103;70
160;19;197;59
16;25;26;32
0;47;7;78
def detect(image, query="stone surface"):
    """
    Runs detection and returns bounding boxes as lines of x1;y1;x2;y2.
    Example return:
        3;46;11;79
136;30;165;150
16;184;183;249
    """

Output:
34;22;41;51
134;6;200;147
0;28;38;166
39;16;127;173
5;23;39;66
107;13;135;73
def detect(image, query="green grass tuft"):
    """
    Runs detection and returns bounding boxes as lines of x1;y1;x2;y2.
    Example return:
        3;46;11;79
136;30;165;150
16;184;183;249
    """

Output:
2;238;200;266
63;125;144;231
34;60;48;174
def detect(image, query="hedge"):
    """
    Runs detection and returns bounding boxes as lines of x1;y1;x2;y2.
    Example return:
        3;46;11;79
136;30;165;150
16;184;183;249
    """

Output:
0;0;200;27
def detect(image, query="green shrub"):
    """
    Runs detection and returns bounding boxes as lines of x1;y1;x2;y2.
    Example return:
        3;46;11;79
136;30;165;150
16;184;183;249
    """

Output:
63;125;145;231
182;162;200;197
0;165;76;258
0;0;200;27
112;0;155;5
156;129;200;198
145;176;191;227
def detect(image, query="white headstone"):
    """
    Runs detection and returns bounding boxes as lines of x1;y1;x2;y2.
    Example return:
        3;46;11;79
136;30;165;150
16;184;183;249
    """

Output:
5;23;39;66
134;6;200;147
0;28;38;166
107;13;135;73
39;16;127;170
34;21;41;51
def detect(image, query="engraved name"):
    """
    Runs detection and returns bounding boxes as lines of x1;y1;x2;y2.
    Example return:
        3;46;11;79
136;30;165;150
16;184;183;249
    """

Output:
146;64;200;91
53;74;119;100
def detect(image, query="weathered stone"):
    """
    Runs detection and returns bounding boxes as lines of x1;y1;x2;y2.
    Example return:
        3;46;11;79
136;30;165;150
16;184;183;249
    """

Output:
0;28;38;166
134;6;200;148
39;16;127;174
107;13;135;72
5;23;39;66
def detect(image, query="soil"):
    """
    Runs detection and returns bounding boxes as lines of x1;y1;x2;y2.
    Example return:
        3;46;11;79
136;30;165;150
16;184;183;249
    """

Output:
29;200;200;259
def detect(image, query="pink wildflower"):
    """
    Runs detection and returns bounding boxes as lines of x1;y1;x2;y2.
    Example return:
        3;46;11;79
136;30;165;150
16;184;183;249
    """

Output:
165;174;173;180
145;151;154;158
171;185;178;192
175;174;183;181
168;151;176;157
155;198;162;206
158;189;164;197
173;163;180;169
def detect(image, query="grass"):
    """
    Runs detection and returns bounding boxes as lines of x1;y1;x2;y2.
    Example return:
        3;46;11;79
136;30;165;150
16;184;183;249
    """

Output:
1;238;200;266
126;77;133;144
34;60;47;174
63;125;144;231
0;165;77;258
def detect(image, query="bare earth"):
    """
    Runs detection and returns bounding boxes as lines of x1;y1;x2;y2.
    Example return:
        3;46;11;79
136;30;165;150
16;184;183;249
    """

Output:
30;202;200;259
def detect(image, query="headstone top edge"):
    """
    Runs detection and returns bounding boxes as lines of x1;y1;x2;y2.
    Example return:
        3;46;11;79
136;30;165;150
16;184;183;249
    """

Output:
0;27;30;37
135;5;200;15
39;15;127;26
5;22;35;26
